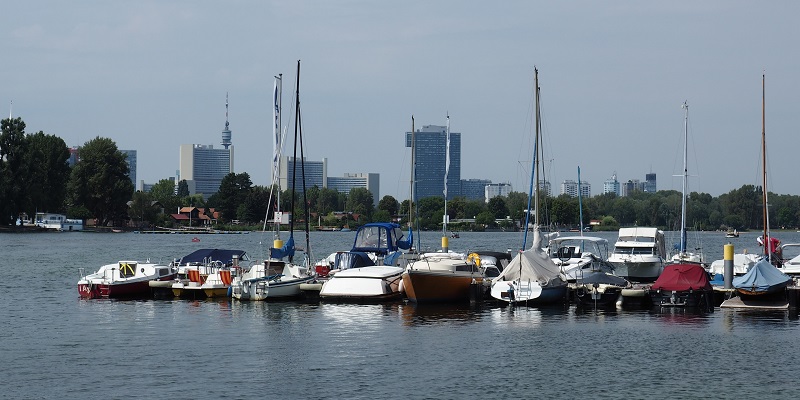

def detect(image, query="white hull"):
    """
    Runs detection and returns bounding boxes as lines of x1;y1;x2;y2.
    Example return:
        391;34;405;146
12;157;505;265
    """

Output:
320;266;404;301
607;258;663;282
231;261;313;301
707;253;760;277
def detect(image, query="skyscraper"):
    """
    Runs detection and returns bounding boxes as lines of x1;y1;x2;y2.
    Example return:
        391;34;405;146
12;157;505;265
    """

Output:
279;156;327;193
178;95;234;198
328;173;380;206
603;173;621;196
405;124;461;200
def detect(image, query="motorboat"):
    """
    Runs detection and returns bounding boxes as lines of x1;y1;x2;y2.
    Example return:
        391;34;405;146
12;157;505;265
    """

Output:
725;229;739;238
164;249;248;299
548;235;616;282
318;222;414;301
402;252;486;303
707;253;760;279
573;270;630;308
647;263;713;310
607;227;666;282
78;260;176;299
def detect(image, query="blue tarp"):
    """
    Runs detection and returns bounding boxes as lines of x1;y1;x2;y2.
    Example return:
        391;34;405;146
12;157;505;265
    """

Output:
733;258;791;294
396;228;413;250
270;236;295;260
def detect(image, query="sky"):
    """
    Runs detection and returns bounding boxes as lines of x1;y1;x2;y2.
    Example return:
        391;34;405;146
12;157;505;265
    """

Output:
3;1;799;201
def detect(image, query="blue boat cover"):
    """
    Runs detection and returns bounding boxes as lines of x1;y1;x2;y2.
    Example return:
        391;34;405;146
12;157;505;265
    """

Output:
178;248;247;266
733;258;791;293
396;227;413;250
270;235;295;260
351;222;403;254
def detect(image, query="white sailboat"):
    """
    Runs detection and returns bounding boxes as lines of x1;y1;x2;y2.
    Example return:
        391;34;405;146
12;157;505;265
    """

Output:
231;61;315;301
490;68;568;305
670;101;704;265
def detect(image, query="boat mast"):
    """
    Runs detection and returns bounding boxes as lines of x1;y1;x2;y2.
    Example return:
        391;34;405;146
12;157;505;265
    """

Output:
578;166;584;235
521;67;540;251
273;74;283;239
443;114;450;251
409;115;415;244
762;73;770;258
680;101;689;255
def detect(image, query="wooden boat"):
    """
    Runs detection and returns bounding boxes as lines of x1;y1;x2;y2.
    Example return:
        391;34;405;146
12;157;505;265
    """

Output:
402;252;481;303
731;75;792;303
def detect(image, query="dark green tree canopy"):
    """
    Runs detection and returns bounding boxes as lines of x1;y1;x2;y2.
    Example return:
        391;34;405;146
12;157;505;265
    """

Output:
68;137;134;226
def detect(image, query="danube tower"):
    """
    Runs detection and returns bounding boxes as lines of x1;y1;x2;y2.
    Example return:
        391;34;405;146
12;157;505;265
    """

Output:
221;92;232;149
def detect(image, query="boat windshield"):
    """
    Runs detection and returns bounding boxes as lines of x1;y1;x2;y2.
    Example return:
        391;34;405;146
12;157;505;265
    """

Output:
613;246;655;255
354;226;389;249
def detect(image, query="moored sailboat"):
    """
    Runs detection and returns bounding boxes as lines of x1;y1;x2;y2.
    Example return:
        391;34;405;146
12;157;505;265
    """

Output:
231;61;315;301
489;68;567;306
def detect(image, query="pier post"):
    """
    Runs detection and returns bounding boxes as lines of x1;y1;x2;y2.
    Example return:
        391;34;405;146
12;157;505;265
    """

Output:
442;236;449;253
724;243;734;289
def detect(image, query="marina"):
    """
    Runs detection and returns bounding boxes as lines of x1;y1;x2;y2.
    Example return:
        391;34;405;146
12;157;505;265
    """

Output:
5;230;800;398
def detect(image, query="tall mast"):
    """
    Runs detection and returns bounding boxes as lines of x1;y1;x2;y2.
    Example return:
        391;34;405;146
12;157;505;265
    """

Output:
680;101;689;254
762;73;769;257
443;114;450;240
521;67;539;250
273;74;283;239
409;116;415;233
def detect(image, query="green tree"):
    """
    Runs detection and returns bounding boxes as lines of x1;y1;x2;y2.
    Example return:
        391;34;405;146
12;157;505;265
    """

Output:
150;178;179;214
176;179;190;197
378;195;399;216
67;137;134;226
317;187;339;216
209;172;252;222
25;131;70;215
487;196;509;219
347;188;374;220
238;186;270;224
505;191;528;220
0;117;30;225
128;191;158;228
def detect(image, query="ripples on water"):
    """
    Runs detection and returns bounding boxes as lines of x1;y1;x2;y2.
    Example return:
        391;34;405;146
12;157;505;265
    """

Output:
3;231;800;399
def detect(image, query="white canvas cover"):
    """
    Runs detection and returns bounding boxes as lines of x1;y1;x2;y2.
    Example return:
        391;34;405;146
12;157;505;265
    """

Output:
493;227;564;286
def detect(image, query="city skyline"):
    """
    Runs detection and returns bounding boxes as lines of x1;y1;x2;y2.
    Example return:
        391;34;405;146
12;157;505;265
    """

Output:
3;2;798;201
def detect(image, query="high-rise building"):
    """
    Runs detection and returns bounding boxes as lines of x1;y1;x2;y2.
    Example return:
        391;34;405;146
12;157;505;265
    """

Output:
461;179;491;201
328;173;380;206
280;156;327;193
405;124;461;200
485;183;512;203
622;179;645;196
538;180;551;198
645;173;657;193
560;180;591;198
178;96;235;198
603;173;620;196
121;150;137;186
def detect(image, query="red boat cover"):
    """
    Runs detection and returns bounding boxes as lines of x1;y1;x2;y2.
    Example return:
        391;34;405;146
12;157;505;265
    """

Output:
651;263;712;291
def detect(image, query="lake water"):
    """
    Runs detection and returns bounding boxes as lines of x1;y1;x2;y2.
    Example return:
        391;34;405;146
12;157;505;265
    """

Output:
3;229;799;399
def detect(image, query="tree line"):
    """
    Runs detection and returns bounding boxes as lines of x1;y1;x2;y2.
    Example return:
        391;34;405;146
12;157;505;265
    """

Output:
3;116;799;231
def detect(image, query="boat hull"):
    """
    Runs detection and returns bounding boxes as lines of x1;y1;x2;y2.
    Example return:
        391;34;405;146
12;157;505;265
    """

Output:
608;260;663;282
232;275;315;301
648;289;713;310
490;280;567;306
573;284;623;308
402;269;483;303
319;266;404;302
78;275;176;299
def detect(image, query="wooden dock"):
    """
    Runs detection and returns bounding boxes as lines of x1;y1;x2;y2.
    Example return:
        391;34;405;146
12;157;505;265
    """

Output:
719;296;789;310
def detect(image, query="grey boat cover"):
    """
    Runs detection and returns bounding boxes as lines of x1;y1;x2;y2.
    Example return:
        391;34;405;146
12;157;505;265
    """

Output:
492;226;564;286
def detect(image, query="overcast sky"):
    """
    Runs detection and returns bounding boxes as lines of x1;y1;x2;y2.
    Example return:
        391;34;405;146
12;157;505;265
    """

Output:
3;1;798;201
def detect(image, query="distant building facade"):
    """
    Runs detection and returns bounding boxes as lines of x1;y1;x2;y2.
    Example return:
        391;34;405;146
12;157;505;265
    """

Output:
485;183;512;203
328;173;380;206
560;180;591;198
280;156;327;193
603;173;621;196
121;150;137;187
645;173;657;193
405;124;461;200
461;178;491;201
